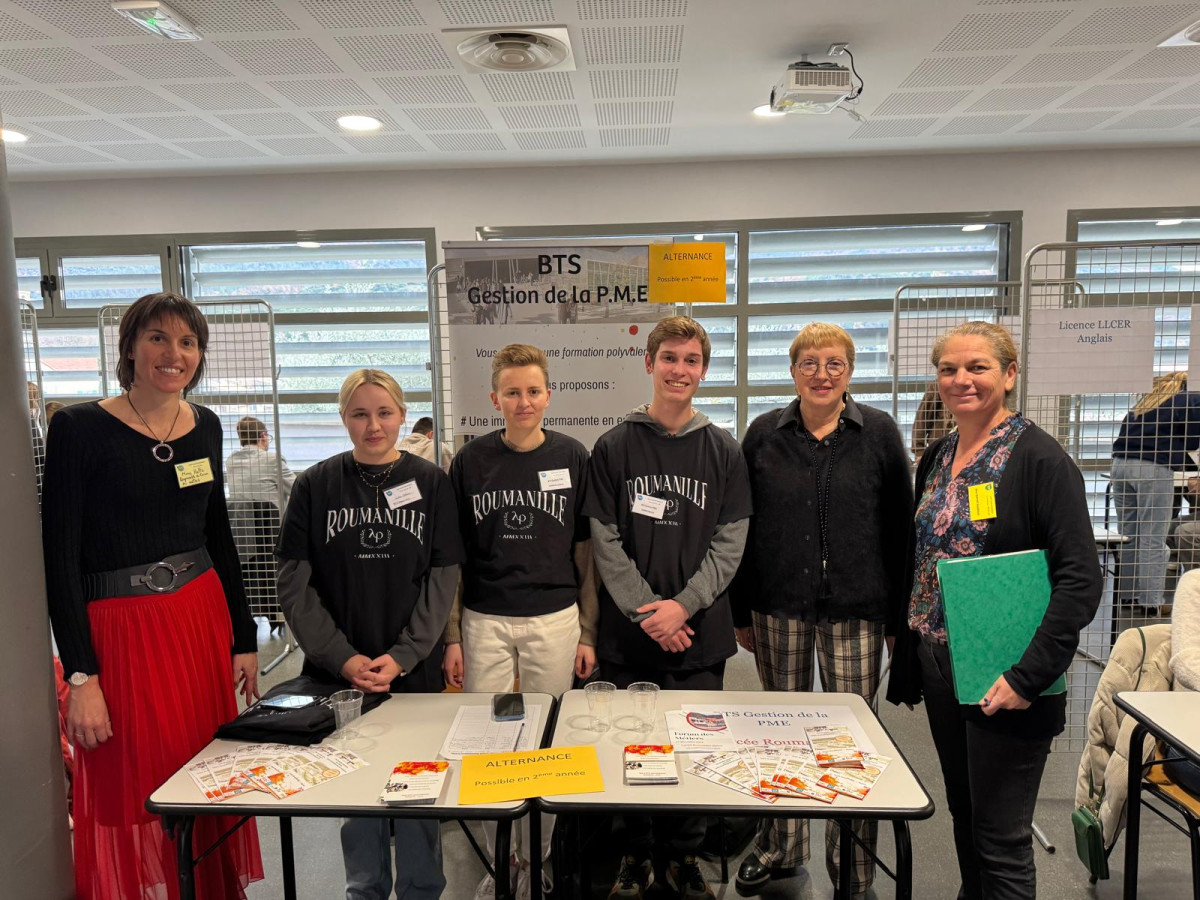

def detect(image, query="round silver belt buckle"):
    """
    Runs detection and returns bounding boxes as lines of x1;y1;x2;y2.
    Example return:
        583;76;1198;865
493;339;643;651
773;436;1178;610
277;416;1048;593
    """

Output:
142;562;178;593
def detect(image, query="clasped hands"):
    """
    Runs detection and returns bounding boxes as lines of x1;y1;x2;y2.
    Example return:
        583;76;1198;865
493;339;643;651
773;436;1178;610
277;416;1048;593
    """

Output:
341;653;402;692
636;598;693;653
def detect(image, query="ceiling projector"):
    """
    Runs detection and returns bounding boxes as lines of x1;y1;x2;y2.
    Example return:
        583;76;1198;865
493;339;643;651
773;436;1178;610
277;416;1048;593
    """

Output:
769;60;854;115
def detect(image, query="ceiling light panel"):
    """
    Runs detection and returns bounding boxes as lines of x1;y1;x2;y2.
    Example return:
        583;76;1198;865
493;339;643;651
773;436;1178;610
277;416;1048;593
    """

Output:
1060;83;1174;108
337;34;453;71
299;0;425;28
33;119;144;142
427;131;505;151
258;136;346;155
589;69;677;99
11;0;131;38
871;90;971;117
171;139;264;157
60;86;183;114
850;117;938;139
498;103;581;129
269;78;375;107
598;126;669;147
0;90;88;117
967;85;1072;112
595;100;673;126
934;114;1026;135
581;25;684;64
482;72;573;102
0;10;47;40
900;56;1015;89
1019;110;1118;132
215;112;319;136
513;129;586;149
170;0;298;32
934;11;1071;52
308;108;403;131
437;0;553;25
96;43;231;79
578;0;687;18
1004;51;1129;84
374;74;473;104
404;106;491;130
163;82;280;111
342;133;424;152
1104;108;1200;129
1053;6;1198;47
215;39;343;76
122;114;229;139
1110;47;1200;79
0;48;120;83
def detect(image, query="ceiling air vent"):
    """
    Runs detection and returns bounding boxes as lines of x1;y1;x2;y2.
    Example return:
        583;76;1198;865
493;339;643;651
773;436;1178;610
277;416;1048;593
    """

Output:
447;26;575;73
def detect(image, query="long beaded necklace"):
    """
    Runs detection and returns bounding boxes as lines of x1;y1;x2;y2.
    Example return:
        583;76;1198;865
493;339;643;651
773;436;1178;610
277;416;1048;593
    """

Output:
354;453;401;510
126;394;183;463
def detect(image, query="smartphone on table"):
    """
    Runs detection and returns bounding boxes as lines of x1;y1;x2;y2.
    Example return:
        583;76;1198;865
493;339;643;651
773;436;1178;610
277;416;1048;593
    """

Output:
492;692;525;722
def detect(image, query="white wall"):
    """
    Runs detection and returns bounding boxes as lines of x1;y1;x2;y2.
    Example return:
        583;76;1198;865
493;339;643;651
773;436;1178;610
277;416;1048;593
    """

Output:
8;145;1199;254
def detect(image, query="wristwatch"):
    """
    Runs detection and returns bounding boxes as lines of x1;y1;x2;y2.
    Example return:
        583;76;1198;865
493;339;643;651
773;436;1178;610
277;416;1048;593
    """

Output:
68;672;92;687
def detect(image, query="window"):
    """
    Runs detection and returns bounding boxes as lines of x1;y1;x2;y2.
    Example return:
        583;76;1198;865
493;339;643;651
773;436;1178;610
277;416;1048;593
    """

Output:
59;254;163;310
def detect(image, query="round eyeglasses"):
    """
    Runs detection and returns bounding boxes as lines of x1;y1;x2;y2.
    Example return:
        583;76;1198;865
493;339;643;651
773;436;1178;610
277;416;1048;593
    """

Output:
795;359;848;378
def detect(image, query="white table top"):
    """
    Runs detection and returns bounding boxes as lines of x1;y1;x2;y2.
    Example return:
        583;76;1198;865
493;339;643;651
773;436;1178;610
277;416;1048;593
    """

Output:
1115;691;1200;764
539;690;934;819
147;692;553;818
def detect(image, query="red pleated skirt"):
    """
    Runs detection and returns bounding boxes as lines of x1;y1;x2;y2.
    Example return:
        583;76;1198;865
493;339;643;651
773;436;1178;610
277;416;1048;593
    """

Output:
74;568;264;900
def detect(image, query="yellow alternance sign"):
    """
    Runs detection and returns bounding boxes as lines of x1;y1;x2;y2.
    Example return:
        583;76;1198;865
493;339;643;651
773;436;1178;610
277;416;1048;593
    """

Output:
458;745;604;805
647;242;727;304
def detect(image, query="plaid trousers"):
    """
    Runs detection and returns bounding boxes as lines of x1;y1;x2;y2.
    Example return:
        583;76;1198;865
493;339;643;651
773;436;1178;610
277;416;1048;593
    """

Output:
749;611;885;893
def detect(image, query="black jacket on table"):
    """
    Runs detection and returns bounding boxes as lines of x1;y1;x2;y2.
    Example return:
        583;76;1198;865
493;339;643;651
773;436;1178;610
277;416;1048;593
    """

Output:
885;422;1103;738
730;396;913;629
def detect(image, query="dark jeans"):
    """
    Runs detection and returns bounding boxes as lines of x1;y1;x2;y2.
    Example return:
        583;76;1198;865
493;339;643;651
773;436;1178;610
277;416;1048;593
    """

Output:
919;639;1050;900
600;659;726;865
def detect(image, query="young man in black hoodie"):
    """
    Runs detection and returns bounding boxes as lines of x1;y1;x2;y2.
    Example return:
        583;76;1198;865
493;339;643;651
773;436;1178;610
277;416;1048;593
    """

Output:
585;315;752;900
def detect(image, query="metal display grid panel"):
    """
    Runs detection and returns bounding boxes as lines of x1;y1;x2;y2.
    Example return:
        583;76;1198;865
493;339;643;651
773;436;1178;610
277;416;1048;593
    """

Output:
1020;238;1200;753
97;300;286;627
21;301;46;495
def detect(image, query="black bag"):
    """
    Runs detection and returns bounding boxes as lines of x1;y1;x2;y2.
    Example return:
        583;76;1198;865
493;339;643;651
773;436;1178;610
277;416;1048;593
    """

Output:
214;675;391;745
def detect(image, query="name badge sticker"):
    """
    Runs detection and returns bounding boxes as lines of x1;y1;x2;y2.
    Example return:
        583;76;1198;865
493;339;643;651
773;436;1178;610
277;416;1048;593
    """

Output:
538;468;572;491
384;479;423;510
632;493;667;519
175;458;214;489
968;482;997;521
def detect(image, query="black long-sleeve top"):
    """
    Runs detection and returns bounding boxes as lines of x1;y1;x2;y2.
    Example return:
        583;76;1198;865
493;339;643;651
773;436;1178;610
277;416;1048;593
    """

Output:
886;422;1103;738
42;401;256;676
730;396;914;629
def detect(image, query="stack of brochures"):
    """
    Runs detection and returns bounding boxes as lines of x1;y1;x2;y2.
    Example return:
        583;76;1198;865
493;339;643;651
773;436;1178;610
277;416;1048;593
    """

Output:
807;724;866;768
186;743;369;802
378;761;451;806
685;745;891;805
623;745;680;785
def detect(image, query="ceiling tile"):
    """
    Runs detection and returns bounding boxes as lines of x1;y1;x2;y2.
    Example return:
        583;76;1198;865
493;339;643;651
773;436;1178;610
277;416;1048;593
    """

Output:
32;118;144;142
59;86;182;114
578;0;687;17
404;106;491;130
1053;5;1199;47
122;115;230;140
0;89;88;117
1110;47;1200;79
872;90;971;117
589;69;677;99
162;82;281;111
1019;110;1118;131
375;75;474;104
0;10;48;40
934;11;1071;52
258;136;347;155
513;130;587;149
269;77;375;107
1155;83;1200;105
171;139;265;158
99;143;190;162
595;99;673;126
0;48;120;83
96;43;232;79
900;56;1015;89
307;108;405;131
16;145;114;164
342;133;424;152
498;103;582;129
581;25;684;64
170;0;298;32
1061;82;1175;108
599;126;669;147
336;34;453;71
437;0;554;25
216;112;319;136
849;117;938;139
427;131;505;151
966;85;1072;112
483;72;574;103
935;114;1026;135
215;39;343;76
1004;50;1129;84
1104;107;1200;129
10;0;131;38
299;0;425;28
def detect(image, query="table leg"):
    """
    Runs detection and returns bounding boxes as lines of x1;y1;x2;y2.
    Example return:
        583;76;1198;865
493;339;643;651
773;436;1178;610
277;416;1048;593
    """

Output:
495;820;513;900
171;816;196;900
838;820;853;900
279;816;297;900
530;811;543;900
892;820;913;900
1124;722;1148;900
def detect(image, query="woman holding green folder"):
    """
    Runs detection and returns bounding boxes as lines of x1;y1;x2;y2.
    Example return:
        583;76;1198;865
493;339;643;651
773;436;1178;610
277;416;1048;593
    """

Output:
887;321;1101;900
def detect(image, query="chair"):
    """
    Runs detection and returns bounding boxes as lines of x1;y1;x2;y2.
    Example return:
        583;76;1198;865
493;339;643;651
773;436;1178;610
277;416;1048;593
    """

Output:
1139;749;1200;900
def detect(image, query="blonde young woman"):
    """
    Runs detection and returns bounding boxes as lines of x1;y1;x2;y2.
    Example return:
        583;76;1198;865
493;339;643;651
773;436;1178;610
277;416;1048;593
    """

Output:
1112;372;1200;615
277;369;464;900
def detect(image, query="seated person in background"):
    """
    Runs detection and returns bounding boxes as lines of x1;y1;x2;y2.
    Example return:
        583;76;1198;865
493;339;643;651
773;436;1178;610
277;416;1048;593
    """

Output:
225;415;296;508
1169;475;1200;572
398;416;454;471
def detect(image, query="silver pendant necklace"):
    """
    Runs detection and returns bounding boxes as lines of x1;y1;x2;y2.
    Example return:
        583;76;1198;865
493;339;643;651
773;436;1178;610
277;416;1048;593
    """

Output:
126;394;182;463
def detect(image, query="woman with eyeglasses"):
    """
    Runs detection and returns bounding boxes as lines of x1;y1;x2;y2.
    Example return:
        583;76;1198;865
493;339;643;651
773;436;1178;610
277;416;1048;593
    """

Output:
729;322;913;897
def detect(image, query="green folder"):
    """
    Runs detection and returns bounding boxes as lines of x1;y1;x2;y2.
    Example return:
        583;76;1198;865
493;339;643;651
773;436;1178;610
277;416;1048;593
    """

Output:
936;549;1067;705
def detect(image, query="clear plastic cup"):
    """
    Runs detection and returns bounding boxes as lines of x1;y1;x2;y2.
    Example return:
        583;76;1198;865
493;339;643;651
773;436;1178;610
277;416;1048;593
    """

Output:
330;689;364;736
585;681;616;732
628;682;659;732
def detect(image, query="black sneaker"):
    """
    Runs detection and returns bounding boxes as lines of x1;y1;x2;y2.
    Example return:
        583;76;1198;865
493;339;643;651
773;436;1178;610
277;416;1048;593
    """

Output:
609;855;653;900
666;855;715;900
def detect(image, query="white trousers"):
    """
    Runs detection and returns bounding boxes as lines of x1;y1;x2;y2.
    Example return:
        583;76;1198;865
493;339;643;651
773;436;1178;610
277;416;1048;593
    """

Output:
462;603;581;864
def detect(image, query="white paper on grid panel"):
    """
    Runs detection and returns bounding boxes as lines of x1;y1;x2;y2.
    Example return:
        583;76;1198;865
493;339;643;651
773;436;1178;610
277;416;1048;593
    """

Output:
1025;307;1155;397
678;704;875;755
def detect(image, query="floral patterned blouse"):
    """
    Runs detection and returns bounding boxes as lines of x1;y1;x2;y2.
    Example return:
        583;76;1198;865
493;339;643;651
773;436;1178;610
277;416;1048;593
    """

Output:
909;413;1030;641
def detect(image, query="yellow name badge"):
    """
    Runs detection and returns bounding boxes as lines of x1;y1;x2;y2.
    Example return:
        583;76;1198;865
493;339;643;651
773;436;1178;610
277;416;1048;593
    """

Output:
458;745;604;805
968;482;997;521
175;458;214;489
647;242;727;304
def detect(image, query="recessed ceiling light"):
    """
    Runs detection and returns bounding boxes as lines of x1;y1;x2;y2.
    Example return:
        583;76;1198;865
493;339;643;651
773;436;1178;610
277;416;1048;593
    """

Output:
1157;219;1184;226
1159;20;1200;46
296;241;321;249
337;115;381;132
753;104;785;118
1;129;28;143
112;1;202;41
962;224;988;232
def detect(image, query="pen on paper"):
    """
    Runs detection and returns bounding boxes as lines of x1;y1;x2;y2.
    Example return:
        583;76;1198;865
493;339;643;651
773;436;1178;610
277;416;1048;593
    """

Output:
511;722;525;752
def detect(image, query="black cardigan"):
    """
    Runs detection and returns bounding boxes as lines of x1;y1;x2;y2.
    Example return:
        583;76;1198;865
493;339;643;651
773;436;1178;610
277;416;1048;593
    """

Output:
885;421;1102;737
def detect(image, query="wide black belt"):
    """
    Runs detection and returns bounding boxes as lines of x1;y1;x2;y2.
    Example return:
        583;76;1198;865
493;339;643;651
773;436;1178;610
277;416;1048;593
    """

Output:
82;547;212;602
